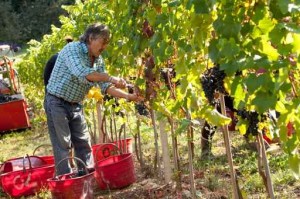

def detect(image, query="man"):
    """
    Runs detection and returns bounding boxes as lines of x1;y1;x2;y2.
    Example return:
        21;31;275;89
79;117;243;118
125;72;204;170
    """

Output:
43;36;73;87
45;23;142;175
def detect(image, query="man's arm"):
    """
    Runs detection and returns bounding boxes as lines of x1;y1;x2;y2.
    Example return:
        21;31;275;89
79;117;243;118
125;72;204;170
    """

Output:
106;86;143;102
87;72;127;89
86;71;110;82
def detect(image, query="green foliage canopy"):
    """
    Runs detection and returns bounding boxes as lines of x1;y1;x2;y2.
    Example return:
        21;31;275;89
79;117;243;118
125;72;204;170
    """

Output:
18;0;300;177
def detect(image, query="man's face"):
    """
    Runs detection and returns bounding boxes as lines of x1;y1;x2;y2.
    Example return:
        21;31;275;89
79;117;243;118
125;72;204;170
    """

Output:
88;37;108;58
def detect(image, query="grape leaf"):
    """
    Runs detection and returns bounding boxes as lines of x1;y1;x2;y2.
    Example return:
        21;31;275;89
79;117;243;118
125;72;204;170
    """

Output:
288;155;300;179
252;91;277;114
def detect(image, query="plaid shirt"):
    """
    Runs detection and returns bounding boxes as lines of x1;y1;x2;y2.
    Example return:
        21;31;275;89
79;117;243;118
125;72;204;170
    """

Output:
47;42;111;103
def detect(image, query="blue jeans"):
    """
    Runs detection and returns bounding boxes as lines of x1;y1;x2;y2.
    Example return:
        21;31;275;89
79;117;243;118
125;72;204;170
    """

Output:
45;93;93;175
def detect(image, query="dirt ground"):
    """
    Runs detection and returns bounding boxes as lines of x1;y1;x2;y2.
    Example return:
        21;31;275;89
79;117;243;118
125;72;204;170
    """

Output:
93;155;228;199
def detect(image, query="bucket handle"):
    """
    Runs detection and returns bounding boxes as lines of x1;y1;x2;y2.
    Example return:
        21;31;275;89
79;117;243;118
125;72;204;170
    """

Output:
32;144;53;156
22;154;32;173
55;157;89;178
94;143;121;162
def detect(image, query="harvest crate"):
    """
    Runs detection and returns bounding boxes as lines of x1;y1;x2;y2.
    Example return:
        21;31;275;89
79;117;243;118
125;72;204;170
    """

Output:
0;99;31;132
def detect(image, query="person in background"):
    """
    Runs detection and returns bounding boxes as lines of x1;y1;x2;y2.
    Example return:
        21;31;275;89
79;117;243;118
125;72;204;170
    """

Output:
200;96;236;159
43;36;73;88
45;23;142;175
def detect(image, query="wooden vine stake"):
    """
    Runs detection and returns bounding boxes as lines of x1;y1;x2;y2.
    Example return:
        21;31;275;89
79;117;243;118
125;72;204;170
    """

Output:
165;68;182;192
96;101;104;143
219;94;242;199
169;117;182;192
256;132;275;198
135;115;144;168
150;109;162;177
186;111;196;199
159;118;172;183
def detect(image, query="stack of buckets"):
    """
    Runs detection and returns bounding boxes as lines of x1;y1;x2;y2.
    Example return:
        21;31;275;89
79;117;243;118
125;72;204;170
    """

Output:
0;138;136;198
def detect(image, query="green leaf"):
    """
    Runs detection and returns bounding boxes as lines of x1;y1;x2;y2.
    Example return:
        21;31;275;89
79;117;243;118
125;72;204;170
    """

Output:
237;122;248;135
193;0;209;14
219;61;240;76
292;34;300;54
252;91;277;114
152;102;171;117
144;9;157;25
231;77;246;109
208;39;219;62
275;101;288;114
203;108;231;127
261;39;279;61
218;38;240;60
269;24;286;45
252;3;266;24
168;0;181;8
258;17;275;34
213;15;241;39
175;118;191;135
245;74;264;94
277;0;290;14
288;155;300;179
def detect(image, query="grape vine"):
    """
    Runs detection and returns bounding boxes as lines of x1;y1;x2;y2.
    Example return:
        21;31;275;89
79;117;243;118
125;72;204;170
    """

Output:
17;0;300;177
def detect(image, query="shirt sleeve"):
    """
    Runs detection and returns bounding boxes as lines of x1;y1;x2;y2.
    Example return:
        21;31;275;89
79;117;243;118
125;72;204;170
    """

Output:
62;43;96;85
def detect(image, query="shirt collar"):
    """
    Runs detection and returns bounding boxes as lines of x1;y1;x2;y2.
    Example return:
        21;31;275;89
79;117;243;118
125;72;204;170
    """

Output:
80;42;89;54
80;42;102;64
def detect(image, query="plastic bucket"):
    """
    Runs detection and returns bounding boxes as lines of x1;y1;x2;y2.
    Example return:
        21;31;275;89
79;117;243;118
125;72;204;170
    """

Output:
95;153;136;190
32;144;54;165
47;157;95;199
0;155;55;198
92;138;133;161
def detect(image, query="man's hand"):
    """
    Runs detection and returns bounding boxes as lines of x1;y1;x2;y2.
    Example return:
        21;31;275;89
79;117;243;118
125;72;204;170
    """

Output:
127;93;144;102
109;76;127;89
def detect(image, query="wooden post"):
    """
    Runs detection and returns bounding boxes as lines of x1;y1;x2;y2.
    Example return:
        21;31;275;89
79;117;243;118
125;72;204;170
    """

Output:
186;111;196;199
169;118;182;191
96;102;104;143
150;109;161;177
219;94;241;199
257;133;275;198
159;118;172;183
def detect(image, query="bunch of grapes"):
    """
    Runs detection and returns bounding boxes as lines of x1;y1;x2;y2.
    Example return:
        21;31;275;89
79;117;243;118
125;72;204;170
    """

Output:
237;109;259;136
0;94;17;103
126;83;149;116
135;103;149;116
142;20;154;38
160;66;180;90
144;55;157;101
200;64;227;105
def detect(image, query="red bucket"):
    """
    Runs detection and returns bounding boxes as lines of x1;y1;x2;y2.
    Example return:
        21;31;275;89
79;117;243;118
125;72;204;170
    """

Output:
92;138;133;161
95;152;136;190
32;144;54;165
0;155;55;198
47;157;95;199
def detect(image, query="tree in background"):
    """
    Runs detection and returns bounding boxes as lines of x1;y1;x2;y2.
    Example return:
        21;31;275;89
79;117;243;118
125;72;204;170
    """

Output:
0;0;75;44
0;1;21;44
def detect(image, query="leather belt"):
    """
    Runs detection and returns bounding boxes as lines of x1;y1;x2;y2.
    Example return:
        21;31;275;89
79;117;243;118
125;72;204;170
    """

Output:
47;93;79;105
